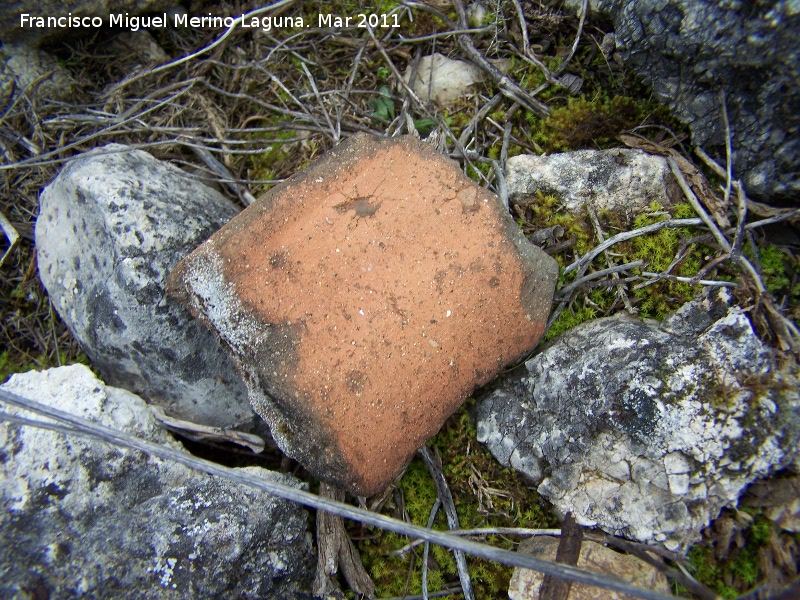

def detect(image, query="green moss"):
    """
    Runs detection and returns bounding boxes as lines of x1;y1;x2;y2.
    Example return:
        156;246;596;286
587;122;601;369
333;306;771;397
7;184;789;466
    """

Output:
355;399;558;597
247;130;299;180
516;196;738;335
683;511;782;598
545;302;601;342
466;161;492;183
686;545;739;599
521;191;594;257
756;244;794;296
510;56;561;99
0;349;90;384
622;205;707;318
0;351;29;383
531;95;677;153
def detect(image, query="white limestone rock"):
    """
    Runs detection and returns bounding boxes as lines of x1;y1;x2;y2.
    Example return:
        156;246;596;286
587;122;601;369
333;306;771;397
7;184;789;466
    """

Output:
404;53;486;106
477;291;800;551
506;149;682;216
35;144;253;428
0;365;313;599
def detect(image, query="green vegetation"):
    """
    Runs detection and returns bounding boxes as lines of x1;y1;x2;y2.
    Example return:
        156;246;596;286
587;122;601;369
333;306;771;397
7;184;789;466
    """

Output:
0;348;89;384
684;545;740;598
754;243;800;301
355;399;557;597
533;95;678;153
513;195;728;341
679;510;795;598
371;86;396;122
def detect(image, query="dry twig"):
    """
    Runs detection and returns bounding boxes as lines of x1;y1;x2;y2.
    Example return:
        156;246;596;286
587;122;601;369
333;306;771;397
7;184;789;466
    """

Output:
450;0;550;118
418;445;475;600
313;482;376;598
0;210;20;269
539;513;583;600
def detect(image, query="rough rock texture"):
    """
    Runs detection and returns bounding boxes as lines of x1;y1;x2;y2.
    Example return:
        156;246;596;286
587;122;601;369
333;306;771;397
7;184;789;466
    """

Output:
35;144;253;428
0;365;313;599
741;475;800;534
506;149;681;215
596;0;800;201
0;42;75;102
403;53;486;106
477;291;800;551
508;536;669;600
562;0;602;12
168;133;559;497
105;30;170;70
1;0;178;46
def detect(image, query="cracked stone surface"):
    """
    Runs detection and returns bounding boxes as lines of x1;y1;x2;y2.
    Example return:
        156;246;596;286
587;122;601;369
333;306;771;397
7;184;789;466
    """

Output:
477;290;800;551
0;365;313;599
168;133;558;496
35;144;253;429
505;149;682;216
596;0;800;201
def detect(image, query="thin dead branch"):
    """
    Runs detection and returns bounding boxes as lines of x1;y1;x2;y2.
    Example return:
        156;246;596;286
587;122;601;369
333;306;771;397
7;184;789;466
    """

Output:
563;218;703;276
539;513;583;600
0;210;20;269
720;89;734;214
668;157;799;351
634;271;738;290
188;143;256;205
587;204;636;313
103;2;298;96
149;405;265;453
421;497;442;600
556;260;645;300
418;445;475;600
313;482;376;598
451;0;550;118
553;0;589;77
668;157;732;253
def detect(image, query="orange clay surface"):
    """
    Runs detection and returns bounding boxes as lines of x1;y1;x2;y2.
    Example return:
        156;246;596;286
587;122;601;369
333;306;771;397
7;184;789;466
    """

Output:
169;134;557;495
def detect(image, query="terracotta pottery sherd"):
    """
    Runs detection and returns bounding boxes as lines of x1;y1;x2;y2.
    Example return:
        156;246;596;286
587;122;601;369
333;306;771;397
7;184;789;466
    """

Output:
167;133;558;496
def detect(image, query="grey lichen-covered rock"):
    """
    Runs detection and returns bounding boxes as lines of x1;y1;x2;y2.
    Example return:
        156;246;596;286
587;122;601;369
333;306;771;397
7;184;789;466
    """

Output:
595;0;800;201
506;149;681;216
477;291;800;551
36;144;253;428
0;365;313;599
